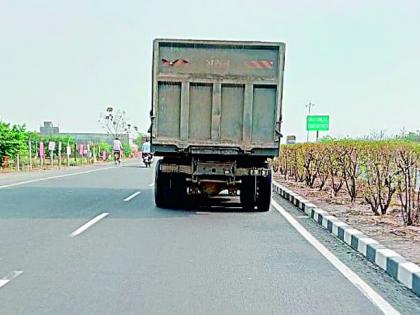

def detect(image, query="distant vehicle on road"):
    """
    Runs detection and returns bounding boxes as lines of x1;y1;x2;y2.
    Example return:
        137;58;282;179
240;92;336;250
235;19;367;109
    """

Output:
142;153;153;168
113;138;123;165
150;39;286;210
286;135;296;144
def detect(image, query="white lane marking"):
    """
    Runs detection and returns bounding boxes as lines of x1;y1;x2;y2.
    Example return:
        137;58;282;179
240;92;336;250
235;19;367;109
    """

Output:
0;166;115;189
0;271;23;289
271;200;400;315
70;213;109;237
124;191;141;202
148;183;155;187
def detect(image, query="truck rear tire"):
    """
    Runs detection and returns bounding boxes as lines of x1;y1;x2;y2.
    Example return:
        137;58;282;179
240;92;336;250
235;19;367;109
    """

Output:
155;160;189;209
256;175;272;212
171;174;188;209
155;160;169;208
240;177;256;211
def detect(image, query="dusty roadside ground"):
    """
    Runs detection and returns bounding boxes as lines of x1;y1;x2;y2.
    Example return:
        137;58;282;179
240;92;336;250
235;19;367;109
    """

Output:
274;175;420;265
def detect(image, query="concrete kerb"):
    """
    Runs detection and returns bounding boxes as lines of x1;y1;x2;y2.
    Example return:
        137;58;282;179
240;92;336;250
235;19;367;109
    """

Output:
272;181;420;297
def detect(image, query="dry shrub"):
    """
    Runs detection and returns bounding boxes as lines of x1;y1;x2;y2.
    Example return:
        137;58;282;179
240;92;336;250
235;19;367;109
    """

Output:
276;140;420;226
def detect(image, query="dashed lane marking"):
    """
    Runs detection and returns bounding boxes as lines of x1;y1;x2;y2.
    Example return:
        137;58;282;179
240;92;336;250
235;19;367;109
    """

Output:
70;213;109;237
124;191;141;202
0;271;23;289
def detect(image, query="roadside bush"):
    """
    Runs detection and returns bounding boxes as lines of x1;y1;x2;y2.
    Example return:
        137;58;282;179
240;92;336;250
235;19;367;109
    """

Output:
275;140;420;226
122;143;132;158
0;122;28;163
395;144;420;225
362;142;399;215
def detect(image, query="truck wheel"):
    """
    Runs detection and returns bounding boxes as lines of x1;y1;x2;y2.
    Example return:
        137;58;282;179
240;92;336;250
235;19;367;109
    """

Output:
240;177;256;211
256;174;272;212
155;160;169;208
170;174;188;209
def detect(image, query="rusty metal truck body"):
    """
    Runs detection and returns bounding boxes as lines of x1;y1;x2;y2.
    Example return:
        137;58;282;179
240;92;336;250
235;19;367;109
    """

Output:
151;39;285;210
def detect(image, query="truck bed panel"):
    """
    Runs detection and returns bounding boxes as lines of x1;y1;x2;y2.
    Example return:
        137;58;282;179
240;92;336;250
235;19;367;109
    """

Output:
152;39;285;157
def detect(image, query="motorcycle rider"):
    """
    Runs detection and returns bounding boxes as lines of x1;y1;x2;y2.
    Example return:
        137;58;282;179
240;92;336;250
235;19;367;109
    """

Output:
142;137;151;155
113;137;123;165
142;137;152;166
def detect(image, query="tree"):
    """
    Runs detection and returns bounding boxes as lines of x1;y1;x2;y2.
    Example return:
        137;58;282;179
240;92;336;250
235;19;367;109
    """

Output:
403;131;420;143
98;107;129;139
396;145;420;225
0;122;28;162
362;143;399;215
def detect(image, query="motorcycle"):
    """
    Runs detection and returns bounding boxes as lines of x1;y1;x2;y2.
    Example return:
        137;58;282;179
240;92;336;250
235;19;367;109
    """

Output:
142;153;153;168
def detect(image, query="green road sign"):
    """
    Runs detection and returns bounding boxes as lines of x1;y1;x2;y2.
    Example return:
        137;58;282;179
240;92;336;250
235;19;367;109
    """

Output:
307;115;330;131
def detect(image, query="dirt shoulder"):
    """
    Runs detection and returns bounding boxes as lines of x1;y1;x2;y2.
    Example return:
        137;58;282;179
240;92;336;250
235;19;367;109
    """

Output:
274;175;420;265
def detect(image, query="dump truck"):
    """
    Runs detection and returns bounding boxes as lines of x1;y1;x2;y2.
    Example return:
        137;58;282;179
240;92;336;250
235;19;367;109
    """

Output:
151;39;286;211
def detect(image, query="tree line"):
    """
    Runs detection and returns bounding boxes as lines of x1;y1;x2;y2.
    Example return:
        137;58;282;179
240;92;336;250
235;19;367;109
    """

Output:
0;121;132;169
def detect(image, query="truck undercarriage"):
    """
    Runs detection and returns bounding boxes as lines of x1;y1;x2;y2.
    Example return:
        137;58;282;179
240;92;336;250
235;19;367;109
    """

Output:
154;154;272;211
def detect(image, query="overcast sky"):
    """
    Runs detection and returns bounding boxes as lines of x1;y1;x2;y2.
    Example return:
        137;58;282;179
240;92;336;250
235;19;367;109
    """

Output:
1;0;419;142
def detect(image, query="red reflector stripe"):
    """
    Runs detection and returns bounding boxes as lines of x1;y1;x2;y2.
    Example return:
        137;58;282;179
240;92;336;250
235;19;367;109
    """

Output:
161;59;190;67
244;60;273;69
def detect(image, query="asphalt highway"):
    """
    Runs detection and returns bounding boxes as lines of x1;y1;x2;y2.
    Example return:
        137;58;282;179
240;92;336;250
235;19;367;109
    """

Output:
0;160;419;314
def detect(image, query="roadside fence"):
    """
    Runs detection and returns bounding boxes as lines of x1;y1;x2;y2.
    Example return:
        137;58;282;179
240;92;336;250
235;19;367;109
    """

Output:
0;140;128;172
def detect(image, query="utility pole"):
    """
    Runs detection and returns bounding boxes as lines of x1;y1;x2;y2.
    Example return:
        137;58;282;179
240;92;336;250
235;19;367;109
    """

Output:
306;101;315;142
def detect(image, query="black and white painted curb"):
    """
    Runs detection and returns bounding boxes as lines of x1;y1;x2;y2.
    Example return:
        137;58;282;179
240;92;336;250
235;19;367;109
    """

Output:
273;181;420;297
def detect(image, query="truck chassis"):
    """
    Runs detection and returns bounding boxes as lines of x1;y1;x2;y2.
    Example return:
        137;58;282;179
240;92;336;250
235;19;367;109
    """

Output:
154;154;272;211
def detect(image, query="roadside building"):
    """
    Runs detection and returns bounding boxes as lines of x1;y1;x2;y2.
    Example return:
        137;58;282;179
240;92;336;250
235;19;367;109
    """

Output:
40;121;59;136
39;121;132;145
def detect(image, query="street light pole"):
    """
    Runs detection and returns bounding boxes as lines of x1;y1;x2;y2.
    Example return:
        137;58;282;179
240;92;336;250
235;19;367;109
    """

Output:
306;101;315;142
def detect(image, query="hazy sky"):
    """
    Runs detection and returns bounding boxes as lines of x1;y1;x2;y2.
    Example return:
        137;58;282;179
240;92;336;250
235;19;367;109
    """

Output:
1;0;419;142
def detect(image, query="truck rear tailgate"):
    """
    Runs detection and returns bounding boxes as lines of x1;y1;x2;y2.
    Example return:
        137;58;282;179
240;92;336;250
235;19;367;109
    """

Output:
152;39;285;156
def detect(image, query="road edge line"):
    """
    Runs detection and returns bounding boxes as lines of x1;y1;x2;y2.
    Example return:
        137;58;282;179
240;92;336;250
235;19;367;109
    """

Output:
272;181;420;298
0;166;115;189
272;200;400;315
